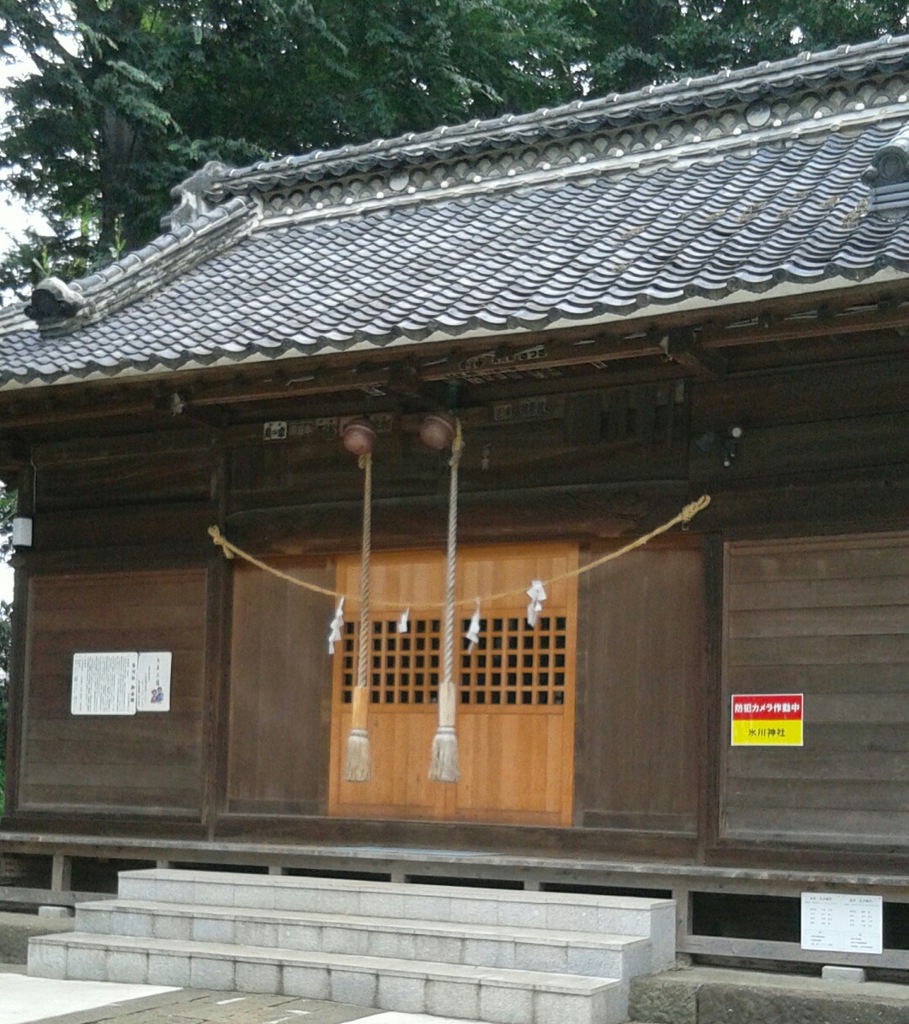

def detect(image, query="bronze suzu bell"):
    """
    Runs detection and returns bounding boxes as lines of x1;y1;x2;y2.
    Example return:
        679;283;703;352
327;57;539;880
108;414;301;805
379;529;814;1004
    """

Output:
342;418;377;456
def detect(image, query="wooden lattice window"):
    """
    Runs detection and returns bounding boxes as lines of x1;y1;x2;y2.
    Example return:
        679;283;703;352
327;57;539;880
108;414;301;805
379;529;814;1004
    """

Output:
341;619;441;705
340;614;568;707
460;615;567;706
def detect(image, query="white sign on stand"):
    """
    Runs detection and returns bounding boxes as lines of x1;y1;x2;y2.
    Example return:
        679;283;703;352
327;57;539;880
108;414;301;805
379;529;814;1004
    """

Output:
801;893;883;954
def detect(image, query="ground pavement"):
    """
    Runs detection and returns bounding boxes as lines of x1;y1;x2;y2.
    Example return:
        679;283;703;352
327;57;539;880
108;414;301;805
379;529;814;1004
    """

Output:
1;965;469;1024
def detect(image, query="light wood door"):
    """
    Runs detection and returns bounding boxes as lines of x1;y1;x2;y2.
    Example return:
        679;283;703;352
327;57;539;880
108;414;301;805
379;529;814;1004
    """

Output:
328;544;578;825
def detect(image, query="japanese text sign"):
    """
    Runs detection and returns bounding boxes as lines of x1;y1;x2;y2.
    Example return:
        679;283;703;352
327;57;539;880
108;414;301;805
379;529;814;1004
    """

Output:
801;893;882;954
731;693;803;746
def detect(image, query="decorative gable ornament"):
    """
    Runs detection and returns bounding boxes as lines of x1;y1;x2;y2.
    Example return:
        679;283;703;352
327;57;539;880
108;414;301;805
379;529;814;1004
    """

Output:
25;277;85;324
863;124;909;220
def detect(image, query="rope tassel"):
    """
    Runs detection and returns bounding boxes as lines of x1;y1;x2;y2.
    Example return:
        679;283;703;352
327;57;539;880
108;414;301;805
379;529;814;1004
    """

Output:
344;452;373;782
429;725;459;782
429;420;463;783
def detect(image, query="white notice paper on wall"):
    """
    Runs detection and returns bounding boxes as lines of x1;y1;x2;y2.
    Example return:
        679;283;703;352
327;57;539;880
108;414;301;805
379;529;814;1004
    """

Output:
71;652;138;715
136;651;172;712
801;892;883;954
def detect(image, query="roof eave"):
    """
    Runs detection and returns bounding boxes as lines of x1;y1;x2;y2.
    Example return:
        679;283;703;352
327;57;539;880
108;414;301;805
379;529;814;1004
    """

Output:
1;267;905;396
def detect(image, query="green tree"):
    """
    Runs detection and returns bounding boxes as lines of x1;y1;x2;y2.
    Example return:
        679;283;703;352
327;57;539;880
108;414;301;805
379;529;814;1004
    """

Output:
3;1;909;294
567;0;909;95
652;0;909;79
0;0;586;294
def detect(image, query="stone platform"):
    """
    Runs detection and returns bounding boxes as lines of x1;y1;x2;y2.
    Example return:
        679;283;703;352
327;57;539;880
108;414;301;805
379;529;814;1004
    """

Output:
630;964;909;1024
28;869;675;1024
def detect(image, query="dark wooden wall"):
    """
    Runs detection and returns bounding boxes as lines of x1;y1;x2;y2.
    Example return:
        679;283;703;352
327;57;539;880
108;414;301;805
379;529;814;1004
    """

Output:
226;559;334;816
722;533;909;846
225;380;690;553
690;356;909;536
19;570;208;815
575;540;705;838
6;347;909;864
26;429;217;564
3;427;218;827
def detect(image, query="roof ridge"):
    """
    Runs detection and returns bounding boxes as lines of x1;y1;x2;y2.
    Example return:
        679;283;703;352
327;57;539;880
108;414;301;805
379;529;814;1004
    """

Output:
74;196;254;298
28;197;257;333
0;302;38;340
203;33;909;199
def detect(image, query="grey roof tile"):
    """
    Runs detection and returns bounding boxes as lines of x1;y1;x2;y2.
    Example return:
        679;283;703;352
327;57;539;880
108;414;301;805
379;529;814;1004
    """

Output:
3;67;909;387
194;36;909;201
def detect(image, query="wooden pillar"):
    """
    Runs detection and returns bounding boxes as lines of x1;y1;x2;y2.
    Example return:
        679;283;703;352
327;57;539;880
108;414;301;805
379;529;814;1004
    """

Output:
2;458;35;821
674;886;693;958
51;854;71;893
699;532;725;860
203;441;231;838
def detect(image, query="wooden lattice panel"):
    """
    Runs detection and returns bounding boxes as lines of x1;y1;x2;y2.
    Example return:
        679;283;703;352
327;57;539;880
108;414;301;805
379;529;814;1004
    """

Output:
340;614;568;707
341;618;441;705
461;615;567;706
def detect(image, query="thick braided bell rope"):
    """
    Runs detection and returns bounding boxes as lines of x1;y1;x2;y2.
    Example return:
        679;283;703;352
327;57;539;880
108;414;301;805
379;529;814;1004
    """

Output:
429;421;463;783
344;452;372;782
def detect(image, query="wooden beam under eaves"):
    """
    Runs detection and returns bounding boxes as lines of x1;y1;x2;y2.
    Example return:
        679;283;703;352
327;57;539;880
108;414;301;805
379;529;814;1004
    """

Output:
659;329;727;378
3;284;909;435
700;297;909;350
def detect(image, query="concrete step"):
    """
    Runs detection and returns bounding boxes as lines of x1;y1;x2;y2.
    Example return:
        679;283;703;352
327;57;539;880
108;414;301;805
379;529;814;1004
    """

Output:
29;931;627;1024
117;868;674;969
75;898;653;978
29;869;677;1023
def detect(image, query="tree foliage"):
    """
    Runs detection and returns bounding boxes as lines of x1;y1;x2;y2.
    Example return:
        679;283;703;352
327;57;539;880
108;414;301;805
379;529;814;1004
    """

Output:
0;0;586;291
1;1;908;292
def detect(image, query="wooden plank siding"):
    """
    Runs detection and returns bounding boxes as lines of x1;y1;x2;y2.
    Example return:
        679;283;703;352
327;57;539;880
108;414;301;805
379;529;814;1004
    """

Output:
689;357;909;541
721;534;909;845
31;429;215;510
225;559;334;815
575;540;706;835
19;570;208;815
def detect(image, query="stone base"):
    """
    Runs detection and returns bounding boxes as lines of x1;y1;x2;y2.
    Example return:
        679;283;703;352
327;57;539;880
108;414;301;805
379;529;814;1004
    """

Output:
0;911;74;964
630;965;909;1024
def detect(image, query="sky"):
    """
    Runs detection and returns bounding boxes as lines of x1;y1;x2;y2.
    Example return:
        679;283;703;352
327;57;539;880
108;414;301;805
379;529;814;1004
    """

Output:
0;51;42;263
0;562;13;603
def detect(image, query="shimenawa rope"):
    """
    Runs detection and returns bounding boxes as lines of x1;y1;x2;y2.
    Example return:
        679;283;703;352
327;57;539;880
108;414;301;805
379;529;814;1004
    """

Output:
207;494;711;610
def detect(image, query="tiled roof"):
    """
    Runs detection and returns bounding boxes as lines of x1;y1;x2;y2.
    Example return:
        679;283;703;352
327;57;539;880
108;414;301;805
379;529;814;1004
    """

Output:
204;34;909;198
2;35;909;390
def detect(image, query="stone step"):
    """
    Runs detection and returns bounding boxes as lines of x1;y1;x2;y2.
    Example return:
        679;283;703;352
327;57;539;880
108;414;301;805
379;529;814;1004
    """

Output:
75;898;654;978
629;965;909;1024
117;869;674;966
29;932;628;1024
